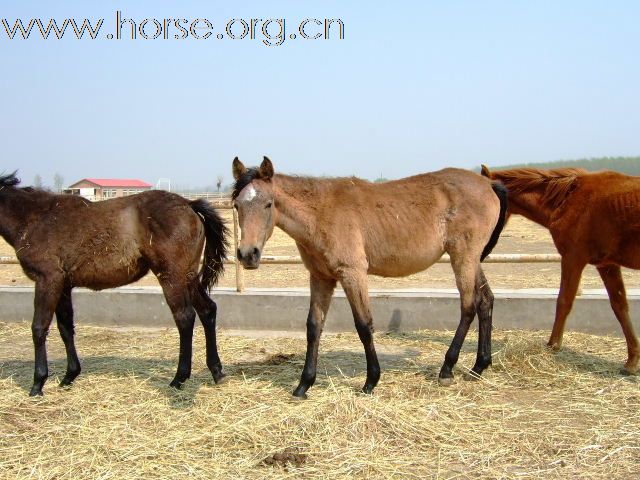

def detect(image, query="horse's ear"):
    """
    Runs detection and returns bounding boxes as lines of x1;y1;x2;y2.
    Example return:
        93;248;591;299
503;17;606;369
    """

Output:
259;156;274;180
480;164;492;178
232;157;247;181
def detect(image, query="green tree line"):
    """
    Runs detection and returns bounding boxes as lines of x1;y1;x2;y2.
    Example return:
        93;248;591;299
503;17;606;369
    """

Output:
483;156;640;175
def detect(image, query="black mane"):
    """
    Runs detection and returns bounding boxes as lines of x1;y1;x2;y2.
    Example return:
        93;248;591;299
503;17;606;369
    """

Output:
0;171;21;189
232;168;263;200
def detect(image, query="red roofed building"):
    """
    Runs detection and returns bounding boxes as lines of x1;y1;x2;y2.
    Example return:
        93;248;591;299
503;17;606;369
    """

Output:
65;178;153;201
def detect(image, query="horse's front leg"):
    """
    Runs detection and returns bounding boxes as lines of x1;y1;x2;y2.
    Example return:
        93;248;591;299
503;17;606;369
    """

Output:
293;275;336;399
30;280;64;396
56;286;82;387
548;257;585;350
339;270;381;395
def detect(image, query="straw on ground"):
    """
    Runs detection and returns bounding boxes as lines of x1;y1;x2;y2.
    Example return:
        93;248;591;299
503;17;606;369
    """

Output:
0;322;639;479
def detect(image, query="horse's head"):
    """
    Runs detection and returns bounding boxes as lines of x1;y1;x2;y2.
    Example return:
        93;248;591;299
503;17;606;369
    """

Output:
231;156;276;269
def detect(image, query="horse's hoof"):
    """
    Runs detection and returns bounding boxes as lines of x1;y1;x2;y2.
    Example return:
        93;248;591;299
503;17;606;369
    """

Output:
169;379;184;390
438;376;454;387
361;385;375;395
547;342;561;352
463;371;482;382
59;379;73;388
292;386;308;400
29;388;43;397
213;373;227;385
621;366;638;376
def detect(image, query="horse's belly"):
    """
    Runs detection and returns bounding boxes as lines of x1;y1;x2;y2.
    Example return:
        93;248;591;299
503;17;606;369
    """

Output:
66;250;147;290
367;250;444;278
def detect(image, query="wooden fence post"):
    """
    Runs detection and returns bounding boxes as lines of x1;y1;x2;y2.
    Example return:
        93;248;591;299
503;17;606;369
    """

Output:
232;208;245;292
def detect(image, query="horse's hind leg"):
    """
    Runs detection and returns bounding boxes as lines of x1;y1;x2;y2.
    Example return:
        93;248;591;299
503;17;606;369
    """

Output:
56;287;81;387
160;279;196;389
192;285;226;384
339;270;381;395
467;268;494;379
293;275;336;399
597;265;639;374
439;258;478;386
30;279;64;396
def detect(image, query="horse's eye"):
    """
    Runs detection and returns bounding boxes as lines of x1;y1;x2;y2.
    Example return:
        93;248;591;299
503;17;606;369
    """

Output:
265;202;272;209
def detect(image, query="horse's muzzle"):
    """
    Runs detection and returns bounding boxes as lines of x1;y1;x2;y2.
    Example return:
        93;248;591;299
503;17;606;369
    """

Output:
237;247;261;270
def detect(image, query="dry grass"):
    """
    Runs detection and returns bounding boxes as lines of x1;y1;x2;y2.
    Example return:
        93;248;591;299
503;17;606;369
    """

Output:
1;322;639;479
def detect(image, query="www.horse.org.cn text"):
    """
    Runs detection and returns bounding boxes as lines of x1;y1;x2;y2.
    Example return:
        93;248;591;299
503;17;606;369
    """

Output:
0;12;345;47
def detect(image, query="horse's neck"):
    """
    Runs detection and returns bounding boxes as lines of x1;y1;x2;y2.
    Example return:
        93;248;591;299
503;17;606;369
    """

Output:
509;190;553;228
0;190;46;247
273;175;319;245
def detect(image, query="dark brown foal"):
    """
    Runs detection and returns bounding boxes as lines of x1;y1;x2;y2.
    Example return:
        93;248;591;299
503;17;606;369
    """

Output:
0;172;228;395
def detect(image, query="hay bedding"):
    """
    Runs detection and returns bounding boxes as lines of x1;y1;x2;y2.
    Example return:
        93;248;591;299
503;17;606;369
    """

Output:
0;322;638;479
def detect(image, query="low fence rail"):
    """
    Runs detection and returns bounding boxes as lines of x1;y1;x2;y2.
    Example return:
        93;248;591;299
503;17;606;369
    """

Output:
0;201;564;292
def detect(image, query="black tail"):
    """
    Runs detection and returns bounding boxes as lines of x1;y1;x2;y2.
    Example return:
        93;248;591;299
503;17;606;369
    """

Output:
480;182;508;261
190;199;229;291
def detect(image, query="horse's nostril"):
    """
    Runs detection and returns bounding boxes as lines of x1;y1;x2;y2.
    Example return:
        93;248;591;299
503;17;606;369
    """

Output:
252;247;260;257
236;248;243;260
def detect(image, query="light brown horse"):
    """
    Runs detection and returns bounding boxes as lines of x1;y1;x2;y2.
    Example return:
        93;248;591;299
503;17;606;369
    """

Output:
0;172;228;396
481;165;640;374
232;157;508;398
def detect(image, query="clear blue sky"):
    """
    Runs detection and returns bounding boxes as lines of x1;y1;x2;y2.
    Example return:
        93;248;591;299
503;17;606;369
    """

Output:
1;1;638;189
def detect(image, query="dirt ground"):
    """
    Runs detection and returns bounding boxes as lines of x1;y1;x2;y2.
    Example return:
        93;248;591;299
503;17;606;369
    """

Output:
2;213;639;291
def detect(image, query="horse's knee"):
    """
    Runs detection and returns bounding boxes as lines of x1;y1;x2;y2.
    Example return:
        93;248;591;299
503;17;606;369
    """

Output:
199;308;217;330
354;318;373;339
613;303;630;322
198;295;217;319
306;315;323;341
31;324;49;344
482;288;494;310
556;295;575;312
174;309;196;330
209;300;217;319
460;305;476;324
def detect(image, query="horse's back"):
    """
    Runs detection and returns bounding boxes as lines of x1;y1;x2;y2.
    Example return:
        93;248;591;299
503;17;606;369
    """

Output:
571;172;640;227
330;169;501;276
560;172;640;268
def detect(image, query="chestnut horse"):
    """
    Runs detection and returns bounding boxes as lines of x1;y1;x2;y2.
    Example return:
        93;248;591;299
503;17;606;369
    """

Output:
481;165;640;374
232;157;508;398
0;172;228;395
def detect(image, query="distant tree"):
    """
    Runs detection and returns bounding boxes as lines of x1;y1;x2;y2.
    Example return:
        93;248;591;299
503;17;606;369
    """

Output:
483;156;640;176
374;177;388;183
53;173;64;193
216;175;224;193
33;174;43;189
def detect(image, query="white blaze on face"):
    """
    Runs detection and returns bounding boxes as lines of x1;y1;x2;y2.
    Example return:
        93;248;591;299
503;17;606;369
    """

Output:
238;185;257;203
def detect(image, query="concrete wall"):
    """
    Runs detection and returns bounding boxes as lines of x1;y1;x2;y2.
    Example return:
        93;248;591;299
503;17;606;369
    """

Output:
1;286;638;337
